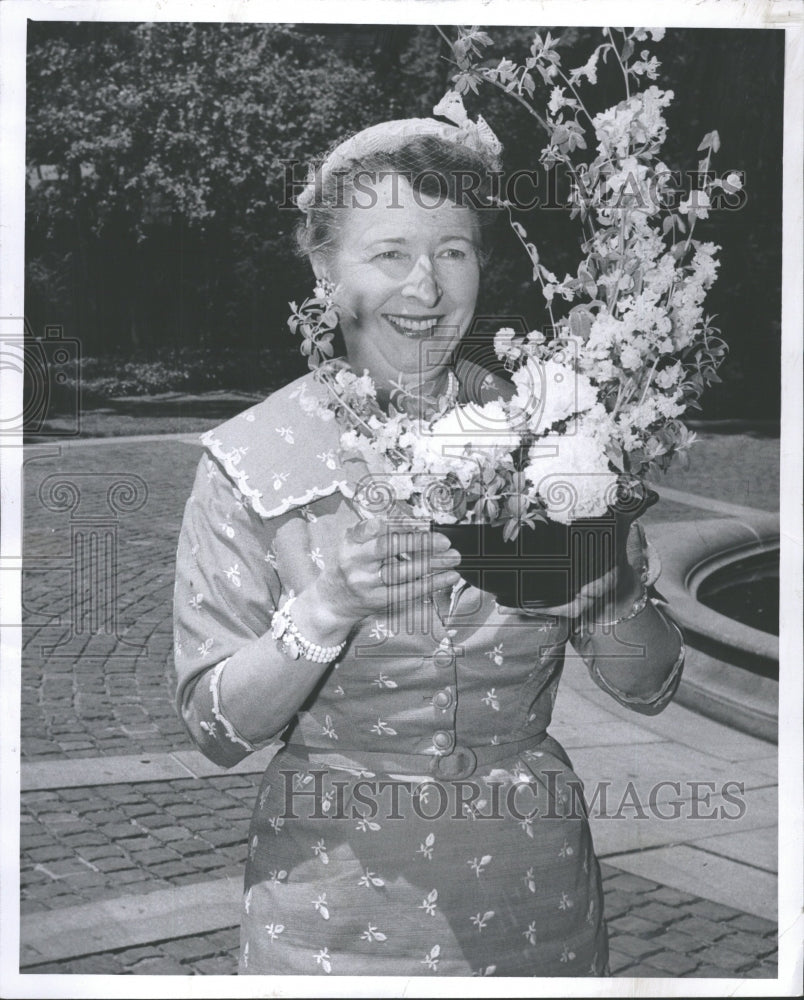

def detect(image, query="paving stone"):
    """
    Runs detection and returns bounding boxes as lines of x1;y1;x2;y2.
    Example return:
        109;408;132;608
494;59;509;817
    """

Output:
719;930;777;957
687;898;743;922
641;949;700;975
193;955;237;975
114;869;155;884
605;873;657;894
135;813;177;829
60;831;109;847
126;956;190;975
34;811;82;825
19;834;58;849
614;962;666;977
742;960;779;978
171;871;217;886
606;949;633;974
151;825;193;843
608;914;663;937
75;844;124;861
161;935;219;962
149;860;194;878
185;855;228;872
601;890;634;919
98;822;139;839
164;803;206;818
650;930;705;955
205;928;240;950
26;846;69;863
111;945;164;964
729;913;777;935
93;856;136;873
694;943;755;971
38;859;92;877
81;810;117;825
630;900;684;926
672;915;732;942
133;848;179;865
170;839;213;856
178;816;215;832
120;803;157;818
57;871;108;889
20;899;50;914
197;827;246;848
608;934;662;959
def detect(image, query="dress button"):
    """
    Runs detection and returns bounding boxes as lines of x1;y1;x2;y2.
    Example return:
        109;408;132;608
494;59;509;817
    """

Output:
433;730;454;751
432;648;455;669
432;689;452;709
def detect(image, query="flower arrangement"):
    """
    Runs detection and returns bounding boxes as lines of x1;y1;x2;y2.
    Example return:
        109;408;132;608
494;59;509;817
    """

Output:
289;27;733;543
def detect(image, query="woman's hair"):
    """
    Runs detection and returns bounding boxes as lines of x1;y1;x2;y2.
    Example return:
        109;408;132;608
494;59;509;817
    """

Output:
294;134;501;267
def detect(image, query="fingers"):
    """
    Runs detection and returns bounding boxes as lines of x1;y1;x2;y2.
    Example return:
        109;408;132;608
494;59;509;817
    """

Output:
378;548;461;585
537;568;618;620
346;517;388;544
381;568;463;602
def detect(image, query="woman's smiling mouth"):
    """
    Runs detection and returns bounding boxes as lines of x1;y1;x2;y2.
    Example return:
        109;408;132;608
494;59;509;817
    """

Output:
383;314;444;337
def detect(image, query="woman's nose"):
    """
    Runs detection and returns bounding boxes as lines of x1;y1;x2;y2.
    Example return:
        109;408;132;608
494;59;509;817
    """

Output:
402;255;442;307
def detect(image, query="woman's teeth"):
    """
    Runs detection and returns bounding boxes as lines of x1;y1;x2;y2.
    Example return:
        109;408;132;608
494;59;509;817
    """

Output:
385;315;441;337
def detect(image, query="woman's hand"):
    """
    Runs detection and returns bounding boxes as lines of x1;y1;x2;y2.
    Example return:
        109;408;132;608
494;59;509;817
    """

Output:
297;518;462;640
530;485;657;623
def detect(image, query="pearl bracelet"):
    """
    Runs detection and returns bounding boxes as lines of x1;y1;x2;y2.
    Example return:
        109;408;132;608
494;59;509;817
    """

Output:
271;596;347;664
589;586;650;627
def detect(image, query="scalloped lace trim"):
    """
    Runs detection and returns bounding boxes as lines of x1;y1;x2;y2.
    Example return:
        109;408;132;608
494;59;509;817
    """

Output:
209;658;257;752
200;429;347;520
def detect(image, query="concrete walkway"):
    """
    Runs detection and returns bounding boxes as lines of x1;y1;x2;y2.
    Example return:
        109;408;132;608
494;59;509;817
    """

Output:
13;431;784;981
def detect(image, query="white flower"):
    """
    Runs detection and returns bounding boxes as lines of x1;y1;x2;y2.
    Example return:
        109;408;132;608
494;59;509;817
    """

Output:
548;86;570;115
493;326;517;360
570;49;600;85
678;188;711;220
654;361;683;389
525;428;617;524
725;171;743;192
512;357;597;431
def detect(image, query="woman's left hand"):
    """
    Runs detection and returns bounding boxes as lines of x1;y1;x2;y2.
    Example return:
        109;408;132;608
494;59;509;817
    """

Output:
531;484;657;622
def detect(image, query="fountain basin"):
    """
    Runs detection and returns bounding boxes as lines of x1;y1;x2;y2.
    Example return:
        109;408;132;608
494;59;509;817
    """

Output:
647;513;779;743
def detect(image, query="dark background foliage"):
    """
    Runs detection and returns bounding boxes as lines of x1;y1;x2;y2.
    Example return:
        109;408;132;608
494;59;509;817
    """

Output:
25;23;783;417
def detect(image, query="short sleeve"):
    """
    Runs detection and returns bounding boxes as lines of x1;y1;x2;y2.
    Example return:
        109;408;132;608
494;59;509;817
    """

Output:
173;452;282;766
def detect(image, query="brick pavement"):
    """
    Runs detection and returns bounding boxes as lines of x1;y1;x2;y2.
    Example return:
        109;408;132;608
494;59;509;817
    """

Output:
17;435;781;979
19;863;777;977
21;775;259;914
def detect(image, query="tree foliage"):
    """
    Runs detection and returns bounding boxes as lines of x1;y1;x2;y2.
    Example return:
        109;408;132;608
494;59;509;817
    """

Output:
25;23;782;417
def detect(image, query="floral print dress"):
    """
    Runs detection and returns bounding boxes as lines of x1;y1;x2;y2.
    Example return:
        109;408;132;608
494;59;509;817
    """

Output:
173;368;683;977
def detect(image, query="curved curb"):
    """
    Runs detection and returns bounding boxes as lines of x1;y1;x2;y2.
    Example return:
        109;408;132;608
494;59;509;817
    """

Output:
649;514;779;744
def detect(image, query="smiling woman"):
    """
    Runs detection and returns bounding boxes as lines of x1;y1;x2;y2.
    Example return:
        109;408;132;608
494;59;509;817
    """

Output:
295;132;497;395
172;107;684;977
311;174;480;392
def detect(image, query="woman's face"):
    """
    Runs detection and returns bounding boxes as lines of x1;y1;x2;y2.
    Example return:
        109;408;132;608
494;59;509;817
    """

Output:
318;174;481;389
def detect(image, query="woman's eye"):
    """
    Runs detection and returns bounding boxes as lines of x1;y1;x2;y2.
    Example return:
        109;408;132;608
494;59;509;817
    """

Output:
439;247;469;261
374;250;407;261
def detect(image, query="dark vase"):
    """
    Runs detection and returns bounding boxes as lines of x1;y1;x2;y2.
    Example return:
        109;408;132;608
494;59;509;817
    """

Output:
437;484;658;610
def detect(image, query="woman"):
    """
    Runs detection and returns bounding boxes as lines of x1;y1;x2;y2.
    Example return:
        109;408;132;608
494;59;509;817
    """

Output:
173;112;685;977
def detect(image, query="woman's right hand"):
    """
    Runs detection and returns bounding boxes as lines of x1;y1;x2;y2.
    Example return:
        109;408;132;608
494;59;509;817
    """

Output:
300;517;462;639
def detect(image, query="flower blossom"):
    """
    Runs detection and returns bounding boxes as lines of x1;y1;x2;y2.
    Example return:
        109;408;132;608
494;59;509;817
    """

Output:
678;189;712;220
524;427;617;523
512;358;597;431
